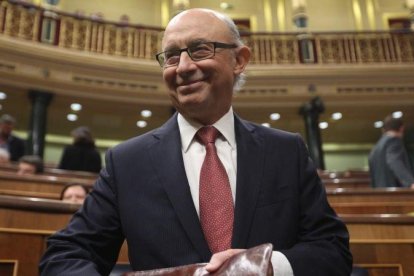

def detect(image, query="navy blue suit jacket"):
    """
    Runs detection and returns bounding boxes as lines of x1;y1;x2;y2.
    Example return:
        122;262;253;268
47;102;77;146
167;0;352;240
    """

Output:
40;114;352;275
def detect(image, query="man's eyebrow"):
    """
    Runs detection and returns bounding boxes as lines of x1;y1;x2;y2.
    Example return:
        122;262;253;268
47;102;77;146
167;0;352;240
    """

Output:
163;45;180;52
187;39;209;47
163;39;209;51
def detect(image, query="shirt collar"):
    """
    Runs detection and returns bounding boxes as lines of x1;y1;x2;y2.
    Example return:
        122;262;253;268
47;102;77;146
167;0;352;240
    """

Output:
178;107;236;153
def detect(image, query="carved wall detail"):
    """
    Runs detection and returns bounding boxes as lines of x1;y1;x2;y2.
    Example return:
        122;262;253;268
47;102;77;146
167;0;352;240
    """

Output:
1;0;413;66
337;86;414;94
72;75;159;92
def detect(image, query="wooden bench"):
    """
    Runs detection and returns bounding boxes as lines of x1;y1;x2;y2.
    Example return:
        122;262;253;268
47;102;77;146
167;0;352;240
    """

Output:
0;171;94;198
0;162;98;180
0;195;128;275
351;240;412;276
0;259;18;276
2;195;414;275
319;170;370;180
327;187;414;204
342;214;414;275
342;214;414;239
332;201;414;214
323;177;371;189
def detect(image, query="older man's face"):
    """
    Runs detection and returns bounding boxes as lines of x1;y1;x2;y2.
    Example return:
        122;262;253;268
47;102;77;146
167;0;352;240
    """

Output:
161;10;241;125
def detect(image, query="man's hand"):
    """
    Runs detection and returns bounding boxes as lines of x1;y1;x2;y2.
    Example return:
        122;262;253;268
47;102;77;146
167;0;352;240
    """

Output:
205;249;246;272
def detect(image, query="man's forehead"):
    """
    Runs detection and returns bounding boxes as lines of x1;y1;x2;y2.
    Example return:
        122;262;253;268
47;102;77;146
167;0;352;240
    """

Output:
163;12;227;48
167;8;221;27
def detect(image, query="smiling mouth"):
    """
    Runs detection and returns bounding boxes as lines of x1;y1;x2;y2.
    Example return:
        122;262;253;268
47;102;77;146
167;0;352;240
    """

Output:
178;79;203;87
176;79;205;93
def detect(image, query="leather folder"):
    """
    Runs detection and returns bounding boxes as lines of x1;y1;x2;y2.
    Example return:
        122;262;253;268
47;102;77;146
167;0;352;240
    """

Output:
125;243;273;276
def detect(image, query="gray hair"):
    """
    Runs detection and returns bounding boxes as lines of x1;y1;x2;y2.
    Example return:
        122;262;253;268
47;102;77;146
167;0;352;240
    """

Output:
209;10;246;91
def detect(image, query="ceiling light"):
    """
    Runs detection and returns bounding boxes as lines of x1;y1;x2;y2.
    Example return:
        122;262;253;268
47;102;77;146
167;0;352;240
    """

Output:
261;123;271;128
392;111;403;118
220;2;234;10
0;92;7;100
374;121;383;128
331;112;342;120
136;120;147;128
70;103;82;111
319;122;328;129
141;110;152;118
269;113;281;121
67;114;78;121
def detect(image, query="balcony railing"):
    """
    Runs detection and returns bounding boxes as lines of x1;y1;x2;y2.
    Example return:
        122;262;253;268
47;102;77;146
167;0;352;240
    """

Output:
1;0;413;65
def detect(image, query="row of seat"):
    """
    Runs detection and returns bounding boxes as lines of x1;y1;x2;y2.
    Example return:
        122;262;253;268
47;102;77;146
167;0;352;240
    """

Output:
1;167;413;275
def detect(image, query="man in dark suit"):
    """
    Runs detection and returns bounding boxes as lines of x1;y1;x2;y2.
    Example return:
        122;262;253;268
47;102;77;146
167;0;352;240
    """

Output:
369;115;414;188
0;114;25;162
39;8;352;275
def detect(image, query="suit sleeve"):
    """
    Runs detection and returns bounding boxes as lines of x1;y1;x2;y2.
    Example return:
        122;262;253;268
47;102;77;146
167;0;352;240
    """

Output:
386;138;414;187
39;149;124;275
280;135;353;276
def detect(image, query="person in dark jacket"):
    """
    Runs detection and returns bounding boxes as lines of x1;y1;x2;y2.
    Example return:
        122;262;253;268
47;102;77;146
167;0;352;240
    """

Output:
58;126;102;173
0;114;25;162
40;9;351;276
369;115;414;188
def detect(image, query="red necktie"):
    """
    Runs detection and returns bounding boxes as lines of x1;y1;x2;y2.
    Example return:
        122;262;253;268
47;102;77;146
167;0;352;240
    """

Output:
196;126;234;253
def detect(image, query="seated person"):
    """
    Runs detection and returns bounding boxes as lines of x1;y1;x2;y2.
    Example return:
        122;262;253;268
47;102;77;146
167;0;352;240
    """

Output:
0;148;10;164
60;184;89;204
17;155;44;175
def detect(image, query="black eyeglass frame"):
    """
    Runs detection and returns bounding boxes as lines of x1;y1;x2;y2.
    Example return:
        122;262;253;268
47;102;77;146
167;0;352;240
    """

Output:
155;41;238;68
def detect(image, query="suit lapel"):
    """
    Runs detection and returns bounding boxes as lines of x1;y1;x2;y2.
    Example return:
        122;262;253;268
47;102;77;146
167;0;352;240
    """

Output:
232;115;265;248
148;114;211;261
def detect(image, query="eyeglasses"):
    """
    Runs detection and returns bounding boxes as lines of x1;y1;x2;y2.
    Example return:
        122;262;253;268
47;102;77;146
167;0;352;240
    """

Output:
155;41;237;68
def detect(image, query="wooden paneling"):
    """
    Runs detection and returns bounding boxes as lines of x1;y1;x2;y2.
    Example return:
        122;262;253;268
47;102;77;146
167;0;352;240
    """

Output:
0;163;98;181
343;214;414;239
0;229;47;276
0;171;94;198
0;260;18;276
332;201;414;214
0;195;128;275
352;241;413;276
327;187;414;204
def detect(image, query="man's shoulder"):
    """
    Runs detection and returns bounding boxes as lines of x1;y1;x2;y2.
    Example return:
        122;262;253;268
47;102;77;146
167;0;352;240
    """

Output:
239;118;299;141
112;130;157;153
111;115;178;155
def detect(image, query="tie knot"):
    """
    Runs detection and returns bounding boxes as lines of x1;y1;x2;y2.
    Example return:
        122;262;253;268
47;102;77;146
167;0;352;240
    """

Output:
196;126;219;145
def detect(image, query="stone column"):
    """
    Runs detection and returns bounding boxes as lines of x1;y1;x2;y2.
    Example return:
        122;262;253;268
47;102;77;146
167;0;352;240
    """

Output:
299;97;325;170
27;91;54;157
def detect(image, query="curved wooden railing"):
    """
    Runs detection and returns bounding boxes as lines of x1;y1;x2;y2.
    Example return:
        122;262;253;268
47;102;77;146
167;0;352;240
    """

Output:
1;0;413;65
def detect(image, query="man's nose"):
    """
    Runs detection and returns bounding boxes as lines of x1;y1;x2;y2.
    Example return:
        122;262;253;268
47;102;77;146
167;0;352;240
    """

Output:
176;51;196;72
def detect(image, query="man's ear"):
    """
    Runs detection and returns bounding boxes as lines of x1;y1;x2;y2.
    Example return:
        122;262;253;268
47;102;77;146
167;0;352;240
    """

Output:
233;46;251;75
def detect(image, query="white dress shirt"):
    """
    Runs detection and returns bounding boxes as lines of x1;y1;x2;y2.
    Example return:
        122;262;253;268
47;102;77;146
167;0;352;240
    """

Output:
177;107;293;275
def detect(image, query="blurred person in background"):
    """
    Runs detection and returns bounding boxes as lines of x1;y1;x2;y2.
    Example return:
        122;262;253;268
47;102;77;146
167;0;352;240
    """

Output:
17;155;44;175
0;148;10;164
369;115;414;188
60;184;90;204
0;114;25;162
58;126;102;173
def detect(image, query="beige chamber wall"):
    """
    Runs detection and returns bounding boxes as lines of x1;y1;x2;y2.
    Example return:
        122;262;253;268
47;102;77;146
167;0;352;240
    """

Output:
53;0;409;31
